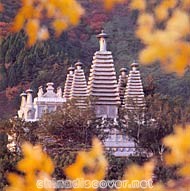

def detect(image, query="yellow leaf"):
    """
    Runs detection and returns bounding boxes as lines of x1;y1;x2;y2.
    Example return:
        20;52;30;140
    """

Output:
167;43;190;75
163;0;177;8
25;19;39;46
182;0;190;9
6;142;54;191
130;0;146;11
155;5;168;21
163;124;190;176
12;14;25;32
20;5;35;19
139;46;158;64
137;13;154;30
103;0;125;10
52;19;68;37
46;4;56;18
118;160;155;191
167;9;190;36
65;138;107;188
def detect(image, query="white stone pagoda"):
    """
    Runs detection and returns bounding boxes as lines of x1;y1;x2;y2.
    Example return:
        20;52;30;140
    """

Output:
63;66;75;100
70;61;88;109
124;62;145;110
88;30;120;118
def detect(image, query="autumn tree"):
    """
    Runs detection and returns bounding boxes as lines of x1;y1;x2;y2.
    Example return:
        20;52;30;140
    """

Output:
125;94;190;157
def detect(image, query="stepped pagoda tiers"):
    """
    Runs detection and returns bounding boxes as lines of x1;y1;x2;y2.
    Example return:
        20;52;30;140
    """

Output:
118;68;128;105
63;66;75;100
124;62;145;110
88;30;120;118
70;61;88;109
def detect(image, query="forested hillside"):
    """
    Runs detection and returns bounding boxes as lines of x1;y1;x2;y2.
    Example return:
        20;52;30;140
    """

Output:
0;0;189;118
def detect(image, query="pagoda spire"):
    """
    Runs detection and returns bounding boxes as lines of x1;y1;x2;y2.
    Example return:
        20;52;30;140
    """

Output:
37;86;44;97
20;92;27;109
18;92;27;119
118;68;128;105
97;30;108;52
25;89;35;120
63;66;75;100
70;61;88;109
124;62;145;110
88;31;120;118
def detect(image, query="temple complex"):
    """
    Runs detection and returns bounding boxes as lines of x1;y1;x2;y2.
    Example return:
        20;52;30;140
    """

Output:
118;68;128;105
17;31;146;156
70;61;88;109
18;31;145;121
63;66;75;100
88;30;120;118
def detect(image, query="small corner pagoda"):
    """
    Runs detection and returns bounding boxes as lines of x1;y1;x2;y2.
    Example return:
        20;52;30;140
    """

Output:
70;61;88;109
124;62;145;110
63;66;75;100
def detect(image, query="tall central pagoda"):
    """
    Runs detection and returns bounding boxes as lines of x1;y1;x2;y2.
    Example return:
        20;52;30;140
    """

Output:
88;30;120;118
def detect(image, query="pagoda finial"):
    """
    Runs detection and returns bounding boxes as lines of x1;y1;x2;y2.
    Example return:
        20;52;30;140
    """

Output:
68;65;75;74
120;68;127;75
37;86;44;97
97;30;108;52
75;60;83;69
131;62;139;71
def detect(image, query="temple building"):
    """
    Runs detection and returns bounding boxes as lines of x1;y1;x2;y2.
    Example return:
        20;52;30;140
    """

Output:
88;30;120;118
70;61;88;109
18;83;66;121
33;83;66;120
118;68;128;105
63;66;75;100
124;62;145;110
